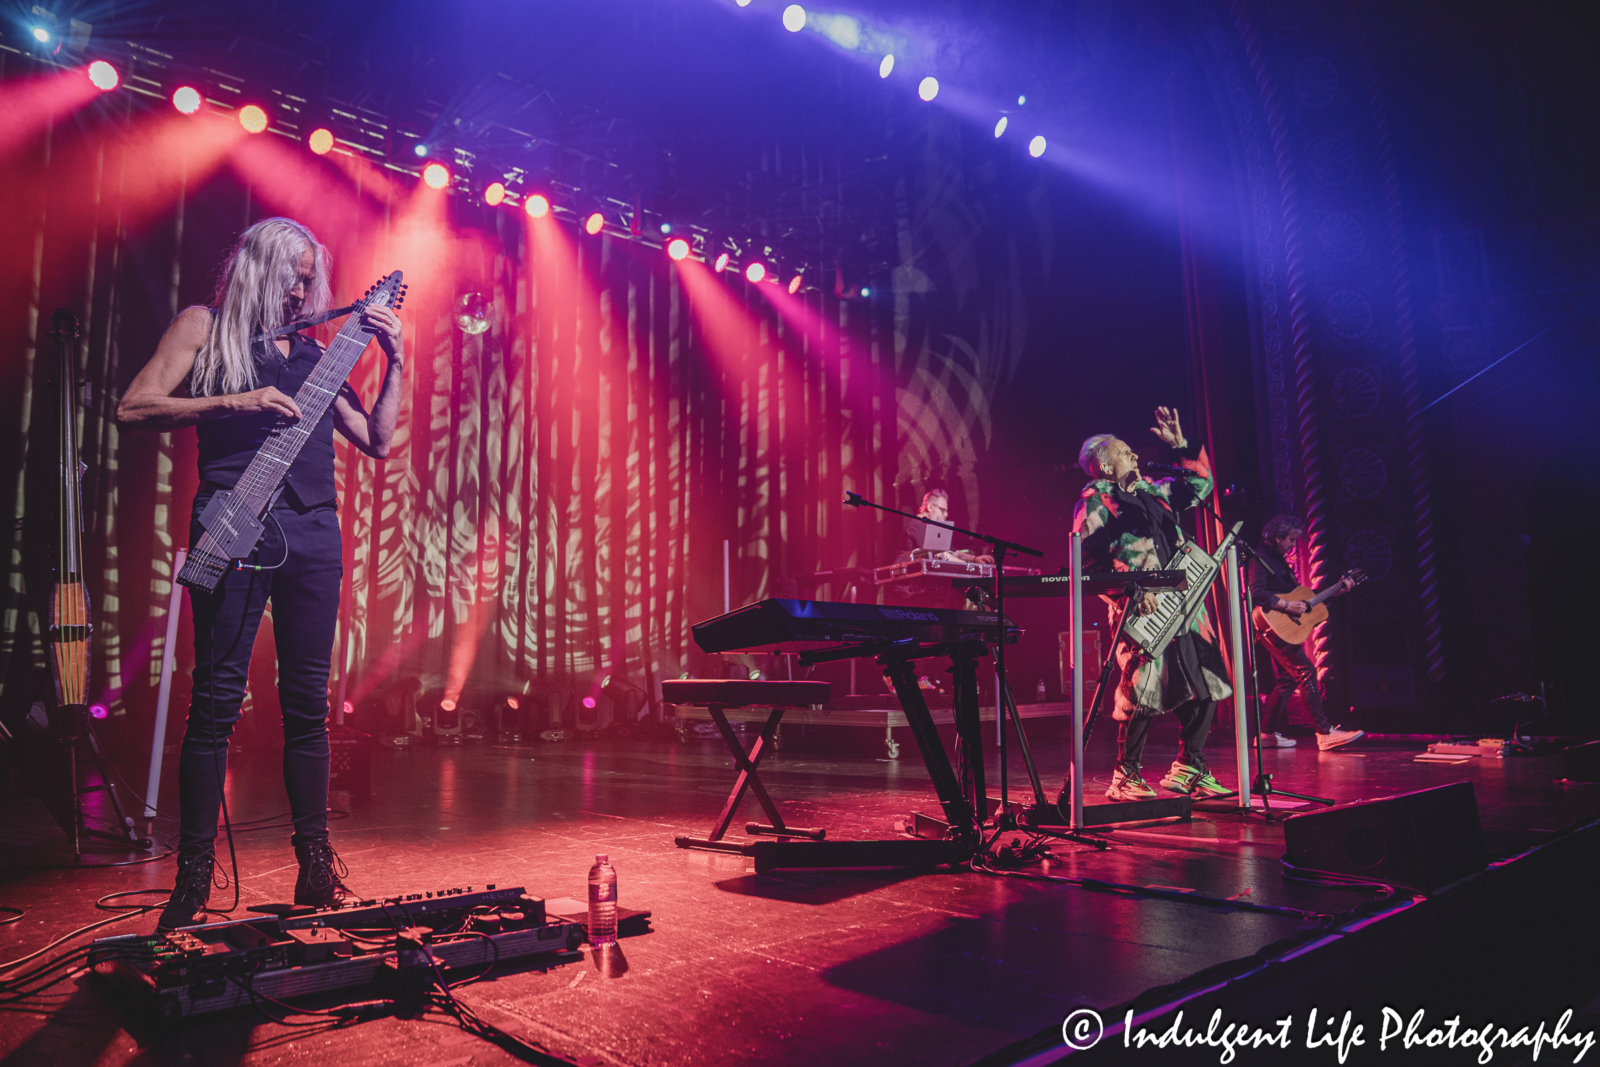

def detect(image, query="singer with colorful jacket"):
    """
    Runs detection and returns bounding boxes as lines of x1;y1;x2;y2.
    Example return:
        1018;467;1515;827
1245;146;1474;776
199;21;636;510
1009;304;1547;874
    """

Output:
1069;407;1236;803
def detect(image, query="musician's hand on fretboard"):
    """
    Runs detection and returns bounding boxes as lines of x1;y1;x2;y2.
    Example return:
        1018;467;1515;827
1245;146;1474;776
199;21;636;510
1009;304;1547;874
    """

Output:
228;386;302;420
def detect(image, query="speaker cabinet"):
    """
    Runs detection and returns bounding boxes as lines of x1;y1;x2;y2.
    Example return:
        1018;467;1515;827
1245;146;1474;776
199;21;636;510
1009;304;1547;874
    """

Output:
1282;780;1485;891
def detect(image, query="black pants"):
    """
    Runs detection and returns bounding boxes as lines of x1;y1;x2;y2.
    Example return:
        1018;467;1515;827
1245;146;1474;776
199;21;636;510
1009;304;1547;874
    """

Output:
1259;632;1330;734
178;491;343;853
1118;698;1216;774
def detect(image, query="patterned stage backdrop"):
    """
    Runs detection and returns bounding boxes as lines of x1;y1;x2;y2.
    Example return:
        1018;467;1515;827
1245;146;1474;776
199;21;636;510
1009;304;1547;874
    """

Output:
0;109;1008;737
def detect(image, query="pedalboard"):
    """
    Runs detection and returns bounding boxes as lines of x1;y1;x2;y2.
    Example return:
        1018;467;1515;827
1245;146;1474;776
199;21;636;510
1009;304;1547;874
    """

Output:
89;884;585;1021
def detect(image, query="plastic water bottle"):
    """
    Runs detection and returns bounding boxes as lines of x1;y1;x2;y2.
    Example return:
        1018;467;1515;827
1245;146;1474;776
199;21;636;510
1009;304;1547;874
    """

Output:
587;854;617;946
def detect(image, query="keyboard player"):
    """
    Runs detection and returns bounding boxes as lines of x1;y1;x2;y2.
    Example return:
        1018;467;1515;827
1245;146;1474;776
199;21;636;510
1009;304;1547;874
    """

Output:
1069;407;1237;804
885;488;993;608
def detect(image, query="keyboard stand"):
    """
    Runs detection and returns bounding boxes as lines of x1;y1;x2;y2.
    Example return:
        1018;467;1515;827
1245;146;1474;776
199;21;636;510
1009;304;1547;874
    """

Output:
742;641;985;873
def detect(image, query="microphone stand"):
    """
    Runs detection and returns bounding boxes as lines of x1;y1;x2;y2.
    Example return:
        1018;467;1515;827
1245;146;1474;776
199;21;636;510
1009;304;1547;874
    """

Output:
844;492;1043;835
1186;493;1334;817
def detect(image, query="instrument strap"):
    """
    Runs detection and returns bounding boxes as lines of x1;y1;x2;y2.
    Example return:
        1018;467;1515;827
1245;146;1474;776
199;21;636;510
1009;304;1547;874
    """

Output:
253;303;356;343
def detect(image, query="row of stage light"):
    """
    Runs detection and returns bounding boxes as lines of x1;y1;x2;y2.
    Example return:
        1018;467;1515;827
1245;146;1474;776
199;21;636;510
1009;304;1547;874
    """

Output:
760;2;1049;158
76;60;838;293
72;40;1038;293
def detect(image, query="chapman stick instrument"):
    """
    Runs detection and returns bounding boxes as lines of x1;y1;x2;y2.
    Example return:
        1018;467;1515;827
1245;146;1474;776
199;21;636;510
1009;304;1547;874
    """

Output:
177;272;406;593
48;309;90;718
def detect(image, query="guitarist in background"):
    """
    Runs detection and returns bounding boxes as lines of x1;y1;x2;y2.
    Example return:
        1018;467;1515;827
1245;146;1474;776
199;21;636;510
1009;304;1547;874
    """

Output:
1248;515;1364;752
118;218;404;931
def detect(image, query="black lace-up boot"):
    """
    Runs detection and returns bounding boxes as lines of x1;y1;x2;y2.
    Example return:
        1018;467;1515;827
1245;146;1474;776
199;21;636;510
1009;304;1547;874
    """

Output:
156;848;216;933
293;838;355;908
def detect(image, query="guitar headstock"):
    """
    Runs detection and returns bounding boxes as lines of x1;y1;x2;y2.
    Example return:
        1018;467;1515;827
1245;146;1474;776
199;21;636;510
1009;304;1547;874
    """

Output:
1345;568;1369;588
360;271;406;311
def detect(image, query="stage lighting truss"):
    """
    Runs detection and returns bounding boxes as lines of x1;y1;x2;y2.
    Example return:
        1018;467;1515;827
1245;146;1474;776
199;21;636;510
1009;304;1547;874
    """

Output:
99;61;856;303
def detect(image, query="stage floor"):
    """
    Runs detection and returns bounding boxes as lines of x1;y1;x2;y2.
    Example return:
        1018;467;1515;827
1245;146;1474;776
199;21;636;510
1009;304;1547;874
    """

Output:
3;720;1598;1067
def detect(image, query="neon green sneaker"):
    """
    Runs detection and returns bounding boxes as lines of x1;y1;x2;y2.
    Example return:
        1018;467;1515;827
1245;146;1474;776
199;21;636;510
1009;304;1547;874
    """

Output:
1159;760;1237;799
1106;767;1159;802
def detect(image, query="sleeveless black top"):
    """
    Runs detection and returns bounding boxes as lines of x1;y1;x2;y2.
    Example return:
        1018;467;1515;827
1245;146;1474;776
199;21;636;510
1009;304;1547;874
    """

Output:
195;331;338;508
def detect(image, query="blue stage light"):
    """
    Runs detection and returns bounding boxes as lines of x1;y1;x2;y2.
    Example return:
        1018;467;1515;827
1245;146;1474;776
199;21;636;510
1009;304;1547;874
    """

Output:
918;77;939;102
782;5;806;32
879;54;894;78
994;116;1008;138
413;143;429;158
1028;135;1047;158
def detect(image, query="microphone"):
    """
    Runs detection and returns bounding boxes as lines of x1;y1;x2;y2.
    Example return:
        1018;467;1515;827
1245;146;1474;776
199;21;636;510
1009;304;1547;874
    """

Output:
1140;461;1187;476
843;491;864;507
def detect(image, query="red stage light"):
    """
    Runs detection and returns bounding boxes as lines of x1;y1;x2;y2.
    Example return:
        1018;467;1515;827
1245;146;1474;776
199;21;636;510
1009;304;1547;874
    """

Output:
788;274;803;293
584;211;605;235
581;696;597;709
745;262;766;283
506;697;520;710
89;703;108;720
440;698;458;713
239;104;269;134
342;700;354;716
666;237;690;261
307;128;334;155
525;193;550;218
172;86;202;115
422;162;450;189
86;61;119;91
714;252;730;273
483;181;506;206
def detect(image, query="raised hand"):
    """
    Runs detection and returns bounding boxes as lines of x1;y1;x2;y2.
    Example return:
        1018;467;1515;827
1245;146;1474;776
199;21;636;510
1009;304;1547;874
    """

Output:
1150;406;1186;449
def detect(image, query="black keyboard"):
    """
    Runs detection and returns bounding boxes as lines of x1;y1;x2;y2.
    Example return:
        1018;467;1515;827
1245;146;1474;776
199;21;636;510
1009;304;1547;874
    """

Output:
980;570;1190;598
692;598;1017;655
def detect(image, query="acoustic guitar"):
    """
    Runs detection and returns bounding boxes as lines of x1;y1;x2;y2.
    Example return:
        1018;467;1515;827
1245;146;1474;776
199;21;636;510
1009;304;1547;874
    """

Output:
1251;569;1367;645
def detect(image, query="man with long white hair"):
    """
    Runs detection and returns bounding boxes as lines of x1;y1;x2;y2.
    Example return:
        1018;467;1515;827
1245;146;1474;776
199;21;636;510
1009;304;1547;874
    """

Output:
119;218;404;931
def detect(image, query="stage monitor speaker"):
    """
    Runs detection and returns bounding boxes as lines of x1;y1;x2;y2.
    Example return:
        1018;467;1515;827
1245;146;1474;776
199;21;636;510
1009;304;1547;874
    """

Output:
1282;780;1485;892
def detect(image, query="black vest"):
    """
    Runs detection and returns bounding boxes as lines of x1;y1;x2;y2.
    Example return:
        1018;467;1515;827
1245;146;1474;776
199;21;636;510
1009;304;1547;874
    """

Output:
196;332;337;508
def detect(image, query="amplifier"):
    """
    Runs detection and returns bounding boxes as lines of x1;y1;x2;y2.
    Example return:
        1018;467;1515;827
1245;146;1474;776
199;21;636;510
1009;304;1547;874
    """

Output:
1059;627;1104;691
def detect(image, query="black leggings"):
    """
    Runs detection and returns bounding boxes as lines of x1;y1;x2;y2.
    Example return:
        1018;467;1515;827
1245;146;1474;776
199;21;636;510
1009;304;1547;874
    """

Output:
177;492;343;852
1260;632;1331;734
1117;698;1216;774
